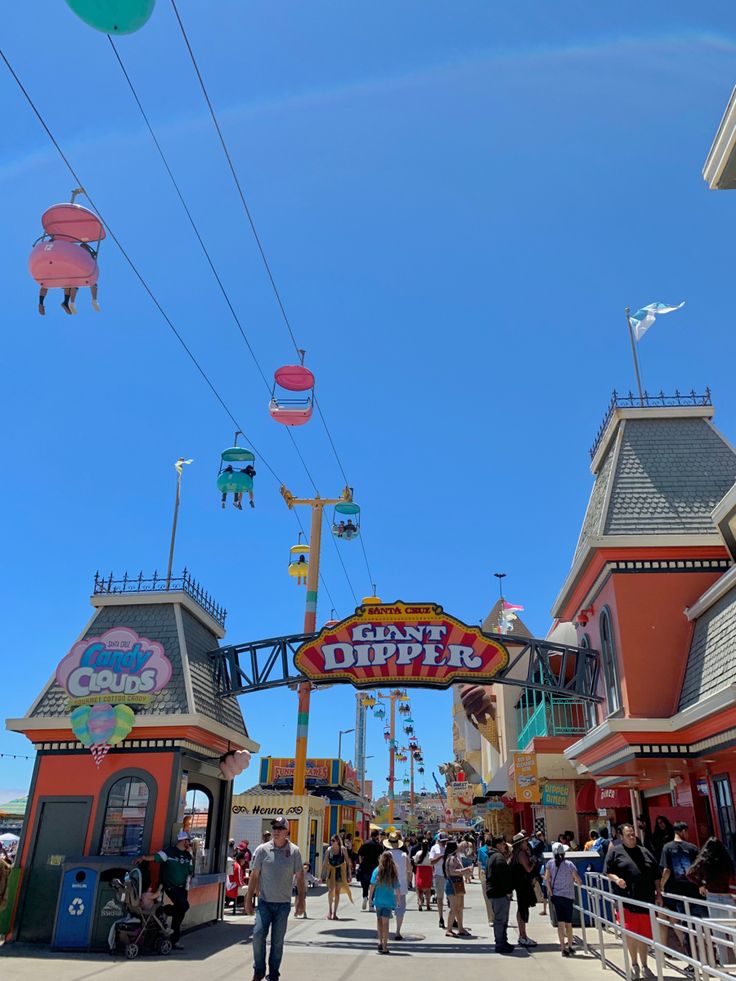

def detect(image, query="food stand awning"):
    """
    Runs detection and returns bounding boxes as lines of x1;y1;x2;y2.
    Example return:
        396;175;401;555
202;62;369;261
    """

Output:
0;796;27;818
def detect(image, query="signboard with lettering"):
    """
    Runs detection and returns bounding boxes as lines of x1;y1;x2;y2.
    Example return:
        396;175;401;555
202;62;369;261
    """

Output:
56;627;173;765
294;601;509;688
512;752;540;803
595;786;630;809
541;782;569;808
268;758;331;785
56;627;173;706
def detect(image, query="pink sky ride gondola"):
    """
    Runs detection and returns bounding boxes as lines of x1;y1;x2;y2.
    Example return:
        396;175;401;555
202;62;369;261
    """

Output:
28;193;105;314
269;364;315;426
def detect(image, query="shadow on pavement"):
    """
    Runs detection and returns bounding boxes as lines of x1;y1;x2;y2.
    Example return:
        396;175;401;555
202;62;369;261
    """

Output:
0;919;253;962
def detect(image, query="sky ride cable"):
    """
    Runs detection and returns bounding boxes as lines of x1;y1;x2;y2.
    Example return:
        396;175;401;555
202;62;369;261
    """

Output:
0;43;348;612
170;0;377;594
107;32;360;608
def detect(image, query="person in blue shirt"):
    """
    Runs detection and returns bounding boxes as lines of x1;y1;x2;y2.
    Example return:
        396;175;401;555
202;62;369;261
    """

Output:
369;852;401;955
478;834;494;926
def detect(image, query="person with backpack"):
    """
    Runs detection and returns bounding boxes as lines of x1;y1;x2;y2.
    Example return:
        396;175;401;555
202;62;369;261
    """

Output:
544;842;582;957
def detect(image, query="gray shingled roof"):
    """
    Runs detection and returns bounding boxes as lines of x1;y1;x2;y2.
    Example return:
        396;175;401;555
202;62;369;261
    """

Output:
573;442;616;562
182;606;246;735
31;601;246;737
679;584;736;710
572;418;736;566
604;418;736;536
32;603;189;719
482;598;532;639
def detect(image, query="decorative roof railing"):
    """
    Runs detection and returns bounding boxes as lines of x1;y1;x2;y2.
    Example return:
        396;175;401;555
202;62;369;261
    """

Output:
589;388;712;460
92;568;227;627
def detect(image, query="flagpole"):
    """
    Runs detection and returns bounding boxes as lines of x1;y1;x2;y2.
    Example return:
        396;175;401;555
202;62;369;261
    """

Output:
625;307;644;405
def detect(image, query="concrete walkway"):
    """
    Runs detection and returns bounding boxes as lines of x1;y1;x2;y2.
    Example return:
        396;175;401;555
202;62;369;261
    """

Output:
0;877;651;980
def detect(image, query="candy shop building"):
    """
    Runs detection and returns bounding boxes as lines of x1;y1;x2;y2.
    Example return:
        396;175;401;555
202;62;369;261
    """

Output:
3;572;257;947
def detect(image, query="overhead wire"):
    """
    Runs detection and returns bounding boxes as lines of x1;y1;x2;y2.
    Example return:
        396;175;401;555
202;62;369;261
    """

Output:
170;0;376;596
106;34;351;602
0;44;347;611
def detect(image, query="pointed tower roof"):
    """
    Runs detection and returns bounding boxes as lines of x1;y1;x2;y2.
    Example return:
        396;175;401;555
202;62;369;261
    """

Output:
481;597;533;639
8;573;256;753
553;394;736;617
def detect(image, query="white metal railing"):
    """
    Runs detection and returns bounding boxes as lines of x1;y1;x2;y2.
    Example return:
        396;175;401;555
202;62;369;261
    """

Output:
574;872;736;981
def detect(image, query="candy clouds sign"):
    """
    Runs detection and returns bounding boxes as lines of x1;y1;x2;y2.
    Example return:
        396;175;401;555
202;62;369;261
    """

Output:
56;627;173;705
295;601;509;687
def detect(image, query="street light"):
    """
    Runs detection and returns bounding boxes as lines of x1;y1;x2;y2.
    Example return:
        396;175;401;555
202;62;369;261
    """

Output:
337;728;355;761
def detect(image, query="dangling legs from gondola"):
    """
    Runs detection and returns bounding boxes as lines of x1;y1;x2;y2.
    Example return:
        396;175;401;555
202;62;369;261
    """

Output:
234;492;243;511
248;488;255;509
221;492;227;510
38;287;48;316
90;283;101;313
69;287;79;314
61;288;73;315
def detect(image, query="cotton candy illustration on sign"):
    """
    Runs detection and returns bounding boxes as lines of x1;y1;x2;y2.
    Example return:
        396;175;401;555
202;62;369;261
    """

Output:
219;750;251;780
71;702;135;766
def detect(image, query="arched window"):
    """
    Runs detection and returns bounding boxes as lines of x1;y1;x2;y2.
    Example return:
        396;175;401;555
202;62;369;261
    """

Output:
99;775;151;855
580;634;598;729
599;609;622;715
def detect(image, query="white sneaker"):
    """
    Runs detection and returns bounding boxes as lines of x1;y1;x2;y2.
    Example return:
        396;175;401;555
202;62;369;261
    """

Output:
518;936;537;947
362;899;368;911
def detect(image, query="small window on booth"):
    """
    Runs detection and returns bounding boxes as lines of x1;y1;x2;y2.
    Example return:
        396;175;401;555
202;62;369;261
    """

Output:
184;786;213;874
99;776;150;855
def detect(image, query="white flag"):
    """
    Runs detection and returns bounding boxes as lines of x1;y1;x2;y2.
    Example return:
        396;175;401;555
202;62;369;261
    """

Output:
630;301;685;341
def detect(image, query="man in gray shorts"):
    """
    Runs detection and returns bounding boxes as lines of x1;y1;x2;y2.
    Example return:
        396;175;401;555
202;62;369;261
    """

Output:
246;817;305;981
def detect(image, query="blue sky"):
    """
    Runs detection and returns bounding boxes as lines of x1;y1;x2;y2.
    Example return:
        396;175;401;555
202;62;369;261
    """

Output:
2;1;736;801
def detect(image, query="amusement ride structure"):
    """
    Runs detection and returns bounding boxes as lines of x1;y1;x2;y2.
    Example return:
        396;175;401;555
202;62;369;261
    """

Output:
2;2;603;823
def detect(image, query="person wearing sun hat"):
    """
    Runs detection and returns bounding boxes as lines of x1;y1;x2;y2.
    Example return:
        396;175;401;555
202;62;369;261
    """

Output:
545;841;581;957
384;831;411;940
510;831;538;946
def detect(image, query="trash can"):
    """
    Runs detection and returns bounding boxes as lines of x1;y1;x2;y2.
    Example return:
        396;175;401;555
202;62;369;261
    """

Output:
90;866;129;951
545;851;604;927
52;865;99;949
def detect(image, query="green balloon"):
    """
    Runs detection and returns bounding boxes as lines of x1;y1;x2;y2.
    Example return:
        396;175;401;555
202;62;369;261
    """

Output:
70;705;93;747
108;703;136;745
65;0;156;35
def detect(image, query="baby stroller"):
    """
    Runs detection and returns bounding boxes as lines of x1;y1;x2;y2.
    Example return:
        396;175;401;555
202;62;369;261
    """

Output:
108;866;173;959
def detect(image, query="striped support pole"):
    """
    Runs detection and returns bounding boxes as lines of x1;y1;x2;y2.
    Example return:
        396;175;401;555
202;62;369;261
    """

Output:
293;501;324;796
387;692;396;825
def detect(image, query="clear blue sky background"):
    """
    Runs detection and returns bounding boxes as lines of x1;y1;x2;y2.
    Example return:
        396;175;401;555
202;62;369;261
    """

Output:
2;1;736;802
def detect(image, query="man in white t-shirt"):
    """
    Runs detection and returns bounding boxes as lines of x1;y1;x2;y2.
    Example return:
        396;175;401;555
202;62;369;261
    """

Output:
429;832;449;929
385;831;411;941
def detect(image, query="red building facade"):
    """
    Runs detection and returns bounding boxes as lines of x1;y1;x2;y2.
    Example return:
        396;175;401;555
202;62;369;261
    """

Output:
553;395;736;855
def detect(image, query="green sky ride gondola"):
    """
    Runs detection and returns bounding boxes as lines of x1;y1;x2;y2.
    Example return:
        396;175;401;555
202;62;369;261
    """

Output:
332;501;360;541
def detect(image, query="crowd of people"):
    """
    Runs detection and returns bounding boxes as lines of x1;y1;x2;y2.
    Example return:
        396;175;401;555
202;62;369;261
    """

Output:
225;815;735;977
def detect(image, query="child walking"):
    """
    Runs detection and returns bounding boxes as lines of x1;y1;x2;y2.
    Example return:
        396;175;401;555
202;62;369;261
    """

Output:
369;852;401;955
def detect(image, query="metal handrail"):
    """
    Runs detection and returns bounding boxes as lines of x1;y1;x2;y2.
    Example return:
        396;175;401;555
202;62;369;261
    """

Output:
575;872;736;981
589;388;712;460
92;568;227;627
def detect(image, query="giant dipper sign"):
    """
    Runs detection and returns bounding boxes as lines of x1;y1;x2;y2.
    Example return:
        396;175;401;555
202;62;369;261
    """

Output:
294;601;509;688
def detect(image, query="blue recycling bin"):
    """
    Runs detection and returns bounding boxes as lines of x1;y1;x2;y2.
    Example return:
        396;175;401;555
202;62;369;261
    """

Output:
53;864;99;949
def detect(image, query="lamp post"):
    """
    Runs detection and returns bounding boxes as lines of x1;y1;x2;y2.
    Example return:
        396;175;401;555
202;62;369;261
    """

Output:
338;727;355;762
166;457;193;589
281;484;353;796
